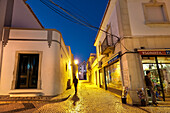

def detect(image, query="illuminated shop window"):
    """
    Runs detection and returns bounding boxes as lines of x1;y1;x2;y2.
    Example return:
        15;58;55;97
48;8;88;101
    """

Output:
142;56;170;100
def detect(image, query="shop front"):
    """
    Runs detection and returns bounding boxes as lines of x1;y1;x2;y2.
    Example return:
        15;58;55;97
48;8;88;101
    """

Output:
139;50;170;102
103;54;122;96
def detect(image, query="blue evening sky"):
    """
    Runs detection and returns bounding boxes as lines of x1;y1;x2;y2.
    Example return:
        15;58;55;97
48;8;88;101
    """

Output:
26;0;108;63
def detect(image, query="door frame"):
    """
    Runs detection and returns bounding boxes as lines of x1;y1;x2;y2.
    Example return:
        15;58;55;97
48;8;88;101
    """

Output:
11;51;42;90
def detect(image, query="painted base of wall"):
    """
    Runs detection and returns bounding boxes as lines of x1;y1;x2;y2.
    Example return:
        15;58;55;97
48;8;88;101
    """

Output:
9;89;43;97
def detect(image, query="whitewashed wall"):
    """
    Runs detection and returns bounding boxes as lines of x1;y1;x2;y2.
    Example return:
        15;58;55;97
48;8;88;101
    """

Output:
0;29;71;96
12;0;42;28
95;0;120;62
127;0;170;36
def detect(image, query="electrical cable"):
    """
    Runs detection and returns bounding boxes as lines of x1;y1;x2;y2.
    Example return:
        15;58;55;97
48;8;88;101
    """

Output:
49;0;121;37
49;0;97;31
40;0;98;31
120;42;131;52
41;0;96;29
41;0;116;36
40;0;133;52
40;0;79;24
55;0;91;24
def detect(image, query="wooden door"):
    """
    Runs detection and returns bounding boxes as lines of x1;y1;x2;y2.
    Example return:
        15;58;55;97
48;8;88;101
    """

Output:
16;54;39;89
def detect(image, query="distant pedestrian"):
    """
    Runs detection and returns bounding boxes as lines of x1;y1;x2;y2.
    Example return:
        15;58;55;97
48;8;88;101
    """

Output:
73;76;78;94
145;71;158;105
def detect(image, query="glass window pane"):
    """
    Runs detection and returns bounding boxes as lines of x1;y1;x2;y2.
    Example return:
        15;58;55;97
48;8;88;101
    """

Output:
142;56;170;100
142;56;156;64
157;57;170;64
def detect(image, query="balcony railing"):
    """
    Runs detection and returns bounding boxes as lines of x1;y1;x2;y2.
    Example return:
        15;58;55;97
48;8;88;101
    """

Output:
101;34;114;54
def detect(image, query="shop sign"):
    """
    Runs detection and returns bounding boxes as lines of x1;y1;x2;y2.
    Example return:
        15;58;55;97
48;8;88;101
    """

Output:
108;55;119;64
138;51;169;55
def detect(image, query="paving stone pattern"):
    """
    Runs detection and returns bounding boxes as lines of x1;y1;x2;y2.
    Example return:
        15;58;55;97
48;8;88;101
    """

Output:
1;81;170;113
33;81;159;113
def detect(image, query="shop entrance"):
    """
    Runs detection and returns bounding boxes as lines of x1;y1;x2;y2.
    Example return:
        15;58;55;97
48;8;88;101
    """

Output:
142;56;170;101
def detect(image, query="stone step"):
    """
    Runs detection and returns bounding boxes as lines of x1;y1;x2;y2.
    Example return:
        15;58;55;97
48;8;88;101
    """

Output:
9;89;43;97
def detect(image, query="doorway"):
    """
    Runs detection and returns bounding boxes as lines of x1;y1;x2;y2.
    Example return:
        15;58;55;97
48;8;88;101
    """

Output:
16;54;39;89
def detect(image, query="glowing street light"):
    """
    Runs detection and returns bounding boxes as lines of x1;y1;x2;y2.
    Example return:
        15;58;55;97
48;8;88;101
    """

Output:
74;59;79;65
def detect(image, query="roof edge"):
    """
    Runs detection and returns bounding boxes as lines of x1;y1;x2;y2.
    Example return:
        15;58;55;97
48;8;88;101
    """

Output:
23;0;44;28
94;0;111;46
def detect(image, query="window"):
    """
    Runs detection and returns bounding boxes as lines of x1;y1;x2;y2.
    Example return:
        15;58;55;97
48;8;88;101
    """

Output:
143;2;170;24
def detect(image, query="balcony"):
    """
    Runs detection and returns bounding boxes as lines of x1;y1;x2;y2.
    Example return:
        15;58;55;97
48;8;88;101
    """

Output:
101;34;114;55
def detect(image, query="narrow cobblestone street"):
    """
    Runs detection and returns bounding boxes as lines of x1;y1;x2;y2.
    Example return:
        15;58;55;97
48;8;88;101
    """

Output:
1;81;170;113
34;81;170;113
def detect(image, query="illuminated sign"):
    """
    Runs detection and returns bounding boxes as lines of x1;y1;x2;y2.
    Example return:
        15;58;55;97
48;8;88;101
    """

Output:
108;55;119;64
138;50;170;55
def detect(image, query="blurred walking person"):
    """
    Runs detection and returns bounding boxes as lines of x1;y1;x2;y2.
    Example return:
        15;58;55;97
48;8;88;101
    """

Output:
73;76;78;94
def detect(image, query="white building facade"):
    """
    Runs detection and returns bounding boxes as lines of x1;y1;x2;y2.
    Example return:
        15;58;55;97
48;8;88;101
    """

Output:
0;0;73;97
78;61;87;80
86;53;96;83
94;0;170;105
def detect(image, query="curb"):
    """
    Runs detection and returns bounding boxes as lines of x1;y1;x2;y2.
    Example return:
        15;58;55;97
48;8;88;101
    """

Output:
0;87;74;104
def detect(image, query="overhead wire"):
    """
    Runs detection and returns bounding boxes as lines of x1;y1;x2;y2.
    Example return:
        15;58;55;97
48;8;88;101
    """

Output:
40;0;133;52
49;0;120;36
41;0;115;35
49;0;97;31
40;0;79;24
40;0;96;28
55;0;91;25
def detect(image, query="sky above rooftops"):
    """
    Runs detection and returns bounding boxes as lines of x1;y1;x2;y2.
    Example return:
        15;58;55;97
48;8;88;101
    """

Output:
26;0;108;63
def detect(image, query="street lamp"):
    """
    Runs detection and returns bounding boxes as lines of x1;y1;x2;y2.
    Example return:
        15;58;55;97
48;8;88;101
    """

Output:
74;59;79;78
74;59;79;65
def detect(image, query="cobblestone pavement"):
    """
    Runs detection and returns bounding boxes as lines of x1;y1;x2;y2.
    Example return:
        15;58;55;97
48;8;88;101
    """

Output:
34;81;170;113
1;81;170;113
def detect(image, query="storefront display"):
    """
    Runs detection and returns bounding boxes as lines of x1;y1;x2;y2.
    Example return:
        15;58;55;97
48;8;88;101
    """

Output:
142;56;170;101
105;61;122;90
